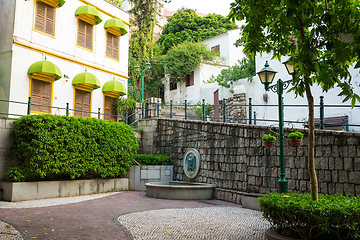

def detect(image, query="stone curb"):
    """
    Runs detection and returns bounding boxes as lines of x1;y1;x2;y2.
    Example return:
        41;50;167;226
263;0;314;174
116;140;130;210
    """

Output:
265;229;300;240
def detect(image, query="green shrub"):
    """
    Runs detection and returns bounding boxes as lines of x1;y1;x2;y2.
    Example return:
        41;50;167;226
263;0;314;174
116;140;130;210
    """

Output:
8;115;139;182
261;134;276;141
192;101;212;117
133;154;172;165
287;130;304;139
258;193;360;239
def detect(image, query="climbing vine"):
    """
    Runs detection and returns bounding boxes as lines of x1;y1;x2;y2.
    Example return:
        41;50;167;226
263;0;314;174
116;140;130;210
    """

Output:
128;0;158;100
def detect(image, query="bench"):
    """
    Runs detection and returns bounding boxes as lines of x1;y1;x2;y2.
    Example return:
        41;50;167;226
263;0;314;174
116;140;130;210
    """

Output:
305;116;349;131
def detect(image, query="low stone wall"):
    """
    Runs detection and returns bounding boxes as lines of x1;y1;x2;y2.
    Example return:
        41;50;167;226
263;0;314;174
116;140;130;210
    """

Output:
125;165;173;191
2;178;129;202
139;119;360;197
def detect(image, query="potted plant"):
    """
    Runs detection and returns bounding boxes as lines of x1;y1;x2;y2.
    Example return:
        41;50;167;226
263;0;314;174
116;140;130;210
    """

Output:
287;130;304;146
261;134;276;147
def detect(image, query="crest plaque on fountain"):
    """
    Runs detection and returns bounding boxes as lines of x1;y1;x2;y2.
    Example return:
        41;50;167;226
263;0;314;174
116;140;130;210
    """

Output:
183;148;200;179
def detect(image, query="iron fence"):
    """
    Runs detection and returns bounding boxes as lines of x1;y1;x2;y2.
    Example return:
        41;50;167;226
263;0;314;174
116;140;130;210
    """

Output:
152;96;360;132
1;96;359;131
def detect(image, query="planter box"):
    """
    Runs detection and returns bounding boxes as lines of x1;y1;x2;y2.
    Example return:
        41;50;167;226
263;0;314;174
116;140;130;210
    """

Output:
215;188;264;210
1;178;129;202
125;165;173;191
240;192;264;211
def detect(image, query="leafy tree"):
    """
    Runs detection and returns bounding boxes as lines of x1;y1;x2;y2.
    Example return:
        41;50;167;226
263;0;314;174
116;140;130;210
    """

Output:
142;41;220;98
157;8;238;54
206;57;255;92
105;0;122;8
163;41;219;83
229;0;360;200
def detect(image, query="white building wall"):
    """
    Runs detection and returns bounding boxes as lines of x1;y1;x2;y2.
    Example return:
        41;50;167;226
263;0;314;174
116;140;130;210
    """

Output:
5;0;129;117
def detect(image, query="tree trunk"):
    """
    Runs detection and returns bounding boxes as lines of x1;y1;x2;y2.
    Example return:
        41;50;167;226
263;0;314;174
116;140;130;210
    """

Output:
305;83;318;201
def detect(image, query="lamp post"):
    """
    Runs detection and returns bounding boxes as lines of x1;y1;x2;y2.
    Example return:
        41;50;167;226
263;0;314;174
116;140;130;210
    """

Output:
134;61;151;103
257;59;295;193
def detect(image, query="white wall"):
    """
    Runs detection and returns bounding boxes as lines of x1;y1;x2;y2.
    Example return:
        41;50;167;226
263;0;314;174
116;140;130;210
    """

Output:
5;0;129;117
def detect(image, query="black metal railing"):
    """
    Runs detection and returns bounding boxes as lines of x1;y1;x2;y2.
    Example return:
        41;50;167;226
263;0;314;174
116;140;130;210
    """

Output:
1;96;359;131
0;97;146;125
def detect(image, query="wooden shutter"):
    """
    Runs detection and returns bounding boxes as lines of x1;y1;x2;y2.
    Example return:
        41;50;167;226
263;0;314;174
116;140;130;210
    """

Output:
74;89;91;118
41;81;52;113
106;33;113;58
45;5;55;35
106;32;119;60
104;96;117;121
85;23;93;50
74;89;83;117
77;20;86;47
190;71;194;86
77;20;93;50
112;35;119;60
31;79;51;113
31;79;42;112
83;91;91;118
35;1;55;36
35;1;46;32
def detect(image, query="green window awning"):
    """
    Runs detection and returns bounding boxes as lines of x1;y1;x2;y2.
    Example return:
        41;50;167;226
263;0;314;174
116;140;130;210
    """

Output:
72;70;101;90
104;18;128;37
102;79;126;98
75;5;102;25
40;0;65;8
28;59;62;81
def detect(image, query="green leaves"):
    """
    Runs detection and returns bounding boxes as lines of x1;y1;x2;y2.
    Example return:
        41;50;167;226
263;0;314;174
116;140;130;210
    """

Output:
258;193;360;239
229;0;360;105
9;115;139;182
158;8;237;55
133;154;172;165
163;41;219;83
206;57;255;90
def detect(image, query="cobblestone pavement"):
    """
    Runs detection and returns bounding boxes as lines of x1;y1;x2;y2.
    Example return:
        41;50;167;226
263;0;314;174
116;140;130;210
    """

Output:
0;191;269;239
118;207;270;240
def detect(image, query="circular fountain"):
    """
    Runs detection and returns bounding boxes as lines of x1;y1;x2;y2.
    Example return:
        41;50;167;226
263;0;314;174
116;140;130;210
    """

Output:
145;181;217;200
145;149;217;200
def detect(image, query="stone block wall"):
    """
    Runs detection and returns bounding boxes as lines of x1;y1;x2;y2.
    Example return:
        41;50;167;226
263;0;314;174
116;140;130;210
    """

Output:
149;118;360;196
0;119;15;181
210;93;247;124
139;119;158;154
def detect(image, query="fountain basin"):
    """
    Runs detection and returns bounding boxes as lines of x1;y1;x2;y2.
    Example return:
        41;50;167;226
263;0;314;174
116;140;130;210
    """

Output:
145;181;217;200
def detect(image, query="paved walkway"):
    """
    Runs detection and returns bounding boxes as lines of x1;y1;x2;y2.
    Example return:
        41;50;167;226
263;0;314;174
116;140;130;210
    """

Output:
0;192;270;239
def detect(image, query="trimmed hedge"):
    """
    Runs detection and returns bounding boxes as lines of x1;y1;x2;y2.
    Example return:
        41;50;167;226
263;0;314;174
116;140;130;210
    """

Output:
133;154;172;165
8;115;139;182
258;193;360;239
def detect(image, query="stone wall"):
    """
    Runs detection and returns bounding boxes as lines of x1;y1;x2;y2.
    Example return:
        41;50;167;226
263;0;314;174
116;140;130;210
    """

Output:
209;93;247;124
0;119;15;181
140;118;360;196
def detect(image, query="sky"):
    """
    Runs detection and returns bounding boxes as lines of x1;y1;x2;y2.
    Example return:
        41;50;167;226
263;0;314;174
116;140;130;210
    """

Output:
163;0;235;17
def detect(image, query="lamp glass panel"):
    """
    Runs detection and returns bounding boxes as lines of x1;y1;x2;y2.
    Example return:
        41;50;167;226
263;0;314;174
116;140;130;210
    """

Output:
285;62;294;75
258;72;267;83
267;72;275;83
